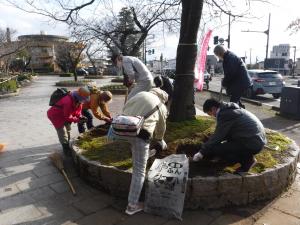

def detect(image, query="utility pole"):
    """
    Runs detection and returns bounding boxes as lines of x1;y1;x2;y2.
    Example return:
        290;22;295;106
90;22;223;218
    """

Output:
250;48;252;66
242;13;271;68
293;46;297;78
228;13;231;49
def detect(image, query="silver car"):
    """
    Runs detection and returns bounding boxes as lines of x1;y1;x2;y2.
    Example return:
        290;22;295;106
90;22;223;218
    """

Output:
246;69;285;99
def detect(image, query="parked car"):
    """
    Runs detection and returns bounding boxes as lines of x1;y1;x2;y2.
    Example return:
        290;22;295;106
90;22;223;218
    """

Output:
86;67;97;75
76;68;89;76
246;69;285;99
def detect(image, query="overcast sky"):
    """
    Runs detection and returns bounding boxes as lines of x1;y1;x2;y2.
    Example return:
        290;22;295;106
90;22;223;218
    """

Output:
0;0;299;63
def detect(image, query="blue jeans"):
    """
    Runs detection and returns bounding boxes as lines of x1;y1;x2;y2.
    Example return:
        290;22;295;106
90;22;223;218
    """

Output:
77;109;94;133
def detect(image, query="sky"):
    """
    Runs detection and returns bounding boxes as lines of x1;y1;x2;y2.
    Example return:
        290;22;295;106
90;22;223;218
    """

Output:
0;0;300;64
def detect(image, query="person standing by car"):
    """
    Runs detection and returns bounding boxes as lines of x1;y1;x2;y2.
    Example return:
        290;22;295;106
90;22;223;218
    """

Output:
214;45;252;108
193;98;267;173
77;88;113;133
47;87;90;156
111;53;153;100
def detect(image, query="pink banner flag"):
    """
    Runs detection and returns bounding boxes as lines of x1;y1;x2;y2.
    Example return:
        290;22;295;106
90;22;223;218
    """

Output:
194;29;212;91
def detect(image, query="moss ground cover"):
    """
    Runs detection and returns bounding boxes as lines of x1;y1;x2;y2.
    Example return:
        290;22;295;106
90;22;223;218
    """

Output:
76;116;291;175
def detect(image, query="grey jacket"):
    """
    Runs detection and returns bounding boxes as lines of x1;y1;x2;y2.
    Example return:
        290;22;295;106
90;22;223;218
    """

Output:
122;56;153;83
203;102;267;151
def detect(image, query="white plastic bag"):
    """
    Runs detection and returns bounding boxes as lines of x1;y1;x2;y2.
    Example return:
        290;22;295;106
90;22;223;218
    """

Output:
144;154;189;220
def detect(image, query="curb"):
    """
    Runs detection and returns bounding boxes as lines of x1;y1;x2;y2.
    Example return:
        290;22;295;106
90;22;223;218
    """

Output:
204;89;279;109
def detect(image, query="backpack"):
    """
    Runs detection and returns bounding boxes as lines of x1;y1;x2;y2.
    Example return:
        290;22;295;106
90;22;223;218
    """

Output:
49;88;70;107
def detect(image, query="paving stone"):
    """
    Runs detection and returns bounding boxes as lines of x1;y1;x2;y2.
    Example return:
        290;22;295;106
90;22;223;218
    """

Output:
254;208;300;225
162;210;214;225
0;192;36;212
17;172;64;192
0;171;37;188
50;180;70;194
0;184;21;199
33;165;58;177
76;208;125;225
72;195;110;215
1;162;38;176
209;213;253;225
27;185;57;201
0;204;43;225
271;189;300;218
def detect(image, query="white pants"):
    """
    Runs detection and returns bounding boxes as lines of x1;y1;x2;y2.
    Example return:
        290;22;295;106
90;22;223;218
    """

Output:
128;137;150;205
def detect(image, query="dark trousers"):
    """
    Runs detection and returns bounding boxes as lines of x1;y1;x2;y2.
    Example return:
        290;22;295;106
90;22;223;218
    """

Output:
201;140;262;166
230;93;245;109
78;109;94;133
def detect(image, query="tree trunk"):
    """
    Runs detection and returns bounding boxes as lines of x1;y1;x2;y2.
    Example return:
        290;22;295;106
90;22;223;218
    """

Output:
169;0;203;122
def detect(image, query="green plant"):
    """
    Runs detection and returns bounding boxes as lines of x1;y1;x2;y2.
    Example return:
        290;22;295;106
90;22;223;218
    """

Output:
0;79;17;93
55;79;95;87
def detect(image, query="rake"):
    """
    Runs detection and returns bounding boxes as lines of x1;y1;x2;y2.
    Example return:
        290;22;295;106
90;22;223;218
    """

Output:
49;152;76;195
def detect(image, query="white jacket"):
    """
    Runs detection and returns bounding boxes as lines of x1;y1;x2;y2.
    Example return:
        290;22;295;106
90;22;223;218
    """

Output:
122;88;168;140
122;56;153;83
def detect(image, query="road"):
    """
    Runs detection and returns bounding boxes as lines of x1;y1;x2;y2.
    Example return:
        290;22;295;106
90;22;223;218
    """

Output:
203;75;300;108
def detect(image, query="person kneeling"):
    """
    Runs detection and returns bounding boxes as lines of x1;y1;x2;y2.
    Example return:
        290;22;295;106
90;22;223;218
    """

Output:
193;98;267;173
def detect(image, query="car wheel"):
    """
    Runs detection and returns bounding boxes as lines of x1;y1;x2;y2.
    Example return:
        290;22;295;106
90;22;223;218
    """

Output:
245;87;254;99
272;93;281;99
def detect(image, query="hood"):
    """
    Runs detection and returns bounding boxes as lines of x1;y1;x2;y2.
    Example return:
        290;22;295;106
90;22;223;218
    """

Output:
218;101;243;121
149;88;169;103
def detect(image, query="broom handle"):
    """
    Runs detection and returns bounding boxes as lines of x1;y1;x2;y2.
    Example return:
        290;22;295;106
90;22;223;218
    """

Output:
124;88;128;104
62;169;76;195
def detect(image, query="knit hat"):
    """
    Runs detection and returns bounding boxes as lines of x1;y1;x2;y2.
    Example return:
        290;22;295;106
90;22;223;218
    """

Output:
72;87;90;103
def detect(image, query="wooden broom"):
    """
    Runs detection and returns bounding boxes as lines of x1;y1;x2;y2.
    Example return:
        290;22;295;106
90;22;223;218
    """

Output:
49;152;76;195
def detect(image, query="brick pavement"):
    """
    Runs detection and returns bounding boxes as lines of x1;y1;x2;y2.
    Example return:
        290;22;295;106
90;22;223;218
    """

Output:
0;76;299;224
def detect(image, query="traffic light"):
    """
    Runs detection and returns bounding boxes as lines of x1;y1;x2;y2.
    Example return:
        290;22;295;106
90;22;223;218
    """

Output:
213;36;219;45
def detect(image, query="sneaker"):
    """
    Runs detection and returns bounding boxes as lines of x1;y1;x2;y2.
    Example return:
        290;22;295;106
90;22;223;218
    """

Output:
235;157;257;173
125;203;144;215
149;149;156;157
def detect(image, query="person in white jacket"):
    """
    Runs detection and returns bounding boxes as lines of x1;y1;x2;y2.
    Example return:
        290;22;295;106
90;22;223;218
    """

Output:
122;88;168;215
112;53;153;100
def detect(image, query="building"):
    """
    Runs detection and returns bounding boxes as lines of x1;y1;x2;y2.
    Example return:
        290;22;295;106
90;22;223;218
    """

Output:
18;34;69;72
270;44;290;60
148;59;167;73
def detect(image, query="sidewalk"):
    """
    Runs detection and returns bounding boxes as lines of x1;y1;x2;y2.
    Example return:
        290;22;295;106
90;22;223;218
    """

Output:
0;76;299;224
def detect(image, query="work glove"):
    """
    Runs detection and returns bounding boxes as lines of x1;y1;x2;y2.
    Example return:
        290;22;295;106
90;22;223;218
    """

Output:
104;117;113;124
79;116;88;123
157;139;167;151
193;151;203;162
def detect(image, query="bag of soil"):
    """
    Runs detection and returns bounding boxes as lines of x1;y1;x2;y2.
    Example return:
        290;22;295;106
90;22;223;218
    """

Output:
144;154;189;220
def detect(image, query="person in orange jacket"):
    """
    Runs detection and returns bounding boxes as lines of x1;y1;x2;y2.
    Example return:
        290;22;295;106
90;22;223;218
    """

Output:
77;90;113;133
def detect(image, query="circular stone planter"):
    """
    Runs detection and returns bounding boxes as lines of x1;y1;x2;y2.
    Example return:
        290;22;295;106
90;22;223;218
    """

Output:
71;136;300;209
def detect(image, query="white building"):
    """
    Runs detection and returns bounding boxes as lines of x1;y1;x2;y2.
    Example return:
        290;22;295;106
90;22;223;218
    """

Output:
270;44;290;60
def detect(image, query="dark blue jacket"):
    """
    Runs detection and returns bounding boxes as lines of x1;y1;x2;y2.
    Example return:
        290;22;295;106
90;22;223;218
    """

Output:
222;51;252;95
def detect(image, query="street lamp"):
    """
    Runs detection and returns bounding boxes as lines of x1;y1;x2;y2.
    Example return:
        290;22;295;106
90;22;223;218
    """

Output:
242;13;271;68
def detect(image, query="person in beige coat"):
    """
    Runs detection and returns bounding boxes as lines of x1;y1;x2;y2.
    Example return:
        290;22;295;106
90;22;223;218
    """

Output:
122;88;168;215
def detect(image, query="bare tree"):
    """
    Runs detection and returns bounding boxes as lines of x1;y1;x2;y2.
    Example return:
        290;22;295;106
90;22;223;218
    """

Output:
56;42;86;81
288;18;300;34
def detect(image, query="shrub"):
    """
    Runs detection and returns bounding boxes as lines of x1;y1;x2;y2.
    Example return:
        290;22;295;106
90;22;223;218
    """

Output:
55;79;96;87
0;79;17;93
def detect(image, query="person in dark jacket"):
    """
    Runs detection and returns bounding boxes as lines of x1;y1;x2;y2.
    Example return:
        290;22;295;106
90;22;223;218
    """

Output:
193;98;267;173
214;45;252;108
153;75;173;101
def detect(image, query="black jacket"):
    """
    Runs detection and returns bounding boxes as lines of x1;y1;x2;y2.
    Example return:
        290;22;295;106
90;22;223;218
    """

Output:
222;51;252;94
203;102;267;151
